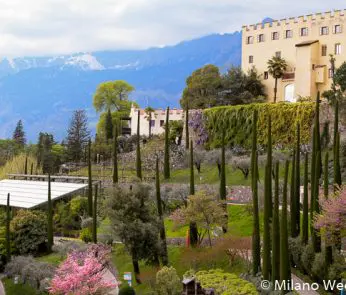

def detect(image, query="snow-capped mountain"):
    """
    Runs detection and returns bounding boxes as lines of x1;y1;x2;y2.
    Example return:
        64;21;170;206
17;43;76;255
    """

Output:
0;32;242;140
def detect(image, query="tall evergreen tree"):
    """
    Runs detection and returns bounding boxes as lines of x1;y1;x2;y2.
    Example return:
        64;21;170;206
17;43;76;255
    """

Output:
30;163;34;175
185;103;189;150
155;156;168;265
112;125;118;184
136;110;142;180
266;115;273;219
220;129;228;233
334;132;342;191
302;153;309;245
87;139;93;217
47;174;53;253
189;140;198;247
333;100;339;155
251;110;260;276
105;109;113;140
6;193;11;262
295;123;301;236
24;156;28;175
92;184;98;244
290;150;297;237
272;162;280;284
263;164;271;280
164;107;170;179
12;120;26;147
280;161;291;289
66;110;90;162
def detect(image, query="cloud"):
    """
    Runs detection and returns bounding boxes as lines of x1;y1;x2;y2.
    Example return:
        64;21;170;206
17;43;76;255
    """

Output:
0;0;344;56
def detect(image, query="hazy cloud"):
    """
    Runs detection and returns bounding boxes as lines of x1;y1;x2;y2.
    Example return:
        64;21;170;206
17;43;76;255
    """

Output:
0;0;343;56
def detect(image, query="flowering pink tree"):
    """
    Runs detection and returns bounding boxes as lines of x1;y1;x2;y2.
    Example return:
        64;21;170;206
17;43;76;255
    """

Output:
315;187;346;243
49;244;117;295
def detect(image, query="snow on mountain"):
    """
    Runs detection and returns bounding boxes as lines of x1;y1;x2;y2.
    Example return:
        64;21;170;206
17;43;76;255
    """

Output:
64;53;105;70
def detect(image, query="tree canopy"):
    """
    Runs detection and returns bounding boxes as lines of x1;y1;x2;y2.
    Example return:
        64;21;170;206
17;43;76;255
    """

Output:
12;120;26;147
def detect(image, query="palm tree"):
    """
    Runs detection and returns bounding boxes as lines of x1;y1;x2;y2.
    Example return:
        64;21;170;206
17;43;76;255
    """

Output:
267;56;288;103
144;106;156;138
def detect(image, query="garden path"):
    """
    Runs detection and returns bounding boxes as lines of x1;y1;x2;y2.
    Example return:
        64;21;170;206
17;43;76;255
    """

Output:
291;274;319;295
0;280;5;295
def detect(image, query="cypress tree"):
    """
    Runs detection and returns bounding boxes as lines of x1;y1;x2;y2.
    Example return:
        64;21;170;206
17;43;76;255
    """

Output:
267;115;273;219
290;150;297;237
47;174;53;253
280;161;291;289
105;108;113;140
112;125;118;184
92;183;98;244
295;123;301;236
136;110;142;180
324;152;333;266
251;110;260;276
5;193;11;262
155;156;168;265
87;139;93;217
272;162;280;284
189;140;198;247
30;162;34;175
24;156;28;174
164;107;170;179
220;129;228;233
185;102;189;150
302;153;309;245
333;100;339;155
334;132;342;191
263;164;271;280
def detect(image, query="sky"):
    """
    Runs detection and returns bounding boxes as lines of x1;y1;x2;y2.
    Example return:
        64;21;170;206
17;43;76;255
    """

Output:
0;0;344;57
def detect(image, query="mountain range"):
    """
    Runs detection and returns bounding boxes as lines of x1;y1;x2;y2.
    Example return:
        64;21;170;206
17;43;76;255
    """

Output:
0;32;242;141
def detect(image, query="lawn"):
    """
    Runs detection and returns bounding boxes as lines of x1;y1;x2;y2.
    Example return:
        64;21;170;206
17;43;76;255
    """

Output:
2;278;42;295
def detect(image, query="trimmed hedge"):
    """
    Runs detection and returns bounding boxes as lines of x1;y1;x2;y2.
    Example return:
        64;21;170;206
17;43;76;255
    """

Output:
203;102;315;148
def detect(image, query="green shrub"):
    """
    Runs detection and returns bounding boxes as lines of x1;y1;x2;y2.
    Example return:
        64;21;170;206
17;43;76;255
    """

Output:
156;266;182;295
10;210;47;255
288;237;303;269
119;285;136;295
203;102;315;148
311;252;326;281
327;251;346;281
195;269;257;295
301;242;315;274
79;228;92;243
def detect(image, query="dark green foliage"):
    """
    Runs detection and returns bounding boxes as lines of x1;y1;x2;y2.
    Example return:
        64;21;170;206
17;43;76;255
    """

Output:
87;139;93;217
164;107;170;179
262;164;271;280
302;153;309;245
185;104;189;149
251;110;260;276
92;184;98;243
105;108;114;140
204;102;315;148
333;100;339;150
47;174;53;253
321;121;330;149
266;114;272;219
119;285;136;295
66;110;90;162
24;156;28;175
295;124;300;236
156;156;168;265
312;151;321;253
112;125;118;184
280;161;290;286
189;140;195;196
136;110;142;180
219;130;226;200
272;162;280;284
37;133;62;174
30;162;33;175
6;194;10;262
12;120;26;147
334;132;342;190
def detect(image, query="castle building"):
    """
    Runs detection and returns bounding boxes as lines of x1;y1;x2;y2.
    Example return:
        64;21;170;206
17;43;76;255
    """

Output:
129;106;183;136
241;10;346;102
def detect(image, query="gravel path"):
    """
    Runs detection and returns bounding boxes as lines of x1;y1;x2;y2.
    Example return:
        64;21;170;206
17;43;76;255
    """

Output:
291;274;319;295
0;280;5;295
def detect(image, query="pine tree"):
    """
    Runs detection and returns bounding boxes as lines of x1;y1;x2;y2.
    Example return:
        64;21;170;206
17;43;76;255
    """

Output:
251;110;260;276
189;140;198;247
87;139;93;217
112;125;118;184
47;174;53;253
12;120;26;147
185;103;189;150
302;153;309;245
164;107;170;179
295;123;301;236
6;193;11;262
272;162;280;284
155;156;168;265
105;108;113;140
92;184;98;244
136;110;142;180
280;161;291;288
290;150;297;237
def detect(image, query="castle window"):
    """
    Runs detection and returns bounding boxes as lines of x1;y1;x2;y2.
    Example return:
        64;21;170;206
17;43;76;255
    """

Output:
258;34;265;43
321;45;327;56
247;36;254;44
320;26;329;35
150;120;155;127
300;27;308;36
160;120;164;127
285;30;293;39
249;55;254;64
334;25;342;34
272;32;279;40
335;43;341;55
264;71;269;80
328;68;334;78
275;51;281;58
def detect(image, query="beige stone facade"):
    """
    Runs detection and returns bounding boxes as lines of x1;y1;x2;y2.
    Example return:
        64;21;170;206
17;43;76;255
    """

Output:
242;10;346;102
